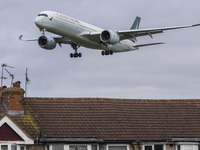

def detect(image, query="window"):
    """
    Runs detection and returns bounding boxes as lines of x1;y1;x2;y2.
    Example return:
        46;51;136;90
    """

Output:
1;146;8;150
184;146;194;150
11;145;17;150
144;145;164;150
47;144;99;150
178;145;198;150
108;145;128;150
52;145;64;150
92;145;97;150
0;145;26;150
69;146;87;150
145;146;152;150
38;14;48;17
99;145;105;150
154;145;163;150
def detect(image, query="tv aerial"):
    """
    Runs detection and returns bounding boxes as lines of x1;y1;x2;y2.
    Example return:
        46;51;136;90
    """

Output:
1;64;14;92
25;68;30;97
4;68;14;87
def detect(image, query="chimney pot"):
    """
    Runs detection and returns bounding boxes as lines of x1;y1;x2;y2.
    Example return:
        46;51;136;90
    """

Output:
13;81;21;88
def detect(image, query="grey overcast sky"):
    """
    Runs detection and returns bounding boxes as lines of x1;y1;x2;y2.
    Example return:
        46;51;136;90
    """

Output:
0;0;200;99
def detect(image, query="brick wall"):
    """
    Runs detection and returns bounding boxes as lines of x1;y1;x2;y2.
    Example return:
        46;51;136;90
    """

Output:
166;144;176;150
30;145;45;150
133;144;142;150
2;87;25;111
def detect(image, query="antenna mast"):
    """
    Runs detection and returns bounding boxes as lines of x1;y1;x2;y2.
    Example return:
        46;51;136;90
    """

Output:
25;68;30;97
1;64;14;92
4;68;14;87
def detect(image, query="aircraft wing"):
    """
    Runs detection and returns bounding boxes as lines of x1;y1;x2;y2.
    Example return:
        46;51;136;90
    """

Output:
81;32;102;42
118;24;200;41
81;24;200;42
19;35;38;41
53;36;72;45
134;42;165;48
19;35;72;45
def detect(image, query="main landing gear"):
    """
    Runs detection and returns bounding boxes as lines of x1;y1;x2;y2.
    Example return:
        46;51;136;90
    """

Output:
101;50;113;56
70;53;82;58
70;43;82;58
100;42;113;56
40;28;46;36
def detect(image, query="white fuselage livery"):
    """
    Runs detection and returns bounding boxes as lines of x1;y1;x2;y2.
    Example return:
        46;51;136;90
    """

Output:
35;11;137;52
20;10;199;58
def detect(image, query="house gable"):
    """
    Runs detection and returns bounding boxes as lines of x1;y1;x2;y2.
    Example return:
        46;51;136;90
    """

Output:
0;115;34;144
0;123;23;141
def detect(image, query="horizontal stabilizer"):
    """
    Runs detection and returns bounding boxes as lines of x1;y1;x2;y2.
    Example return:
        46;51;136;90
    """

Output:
135;42;165;48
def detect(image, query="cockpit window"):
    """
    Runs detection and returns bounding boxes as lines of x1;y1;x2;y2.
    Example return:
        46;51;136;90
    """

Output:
38;13;48;17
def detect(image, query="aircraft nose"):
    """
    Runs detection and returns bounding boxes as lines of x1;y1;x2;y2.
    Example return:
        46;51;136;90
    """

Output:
35;17;43;28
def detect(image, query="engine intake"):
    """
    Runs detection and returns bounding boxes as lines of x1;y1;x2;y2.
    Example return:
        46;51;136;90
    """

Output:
100;30;120;44
38;36;57;50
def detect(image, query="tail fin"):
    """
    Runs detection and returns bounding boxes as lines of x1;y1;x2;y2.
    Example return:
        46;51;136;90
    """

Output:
129;16;141;43
131;16;141;30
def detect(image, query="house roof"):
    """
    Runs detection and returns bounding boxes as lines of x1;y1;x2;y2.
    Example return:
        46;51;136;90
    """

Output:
1;98;200;142
0;103;4;115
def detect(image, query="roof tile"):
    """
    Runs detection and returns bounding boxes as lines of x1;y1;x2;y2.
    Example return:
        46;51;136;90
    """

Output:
2;98;200;141
18;98;200;141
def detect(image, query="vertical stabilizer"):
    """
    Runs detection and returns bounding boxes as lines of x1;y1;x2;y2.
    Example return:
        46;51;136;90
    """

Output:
129;16;141;42
131;16;141;30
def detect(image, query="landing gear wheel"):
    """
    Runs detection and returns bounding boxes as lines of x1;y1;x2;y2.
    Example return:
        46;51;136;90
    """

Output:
70;53;74;58
78;53;82;57
74;53;78;58
69;43;82;58
101;50;113;56
105;51;109;55
70;53;82;58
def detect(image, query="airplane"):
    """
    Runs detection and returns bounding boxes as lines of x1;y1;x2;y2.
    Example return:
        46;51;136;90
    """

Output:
19;11;200;58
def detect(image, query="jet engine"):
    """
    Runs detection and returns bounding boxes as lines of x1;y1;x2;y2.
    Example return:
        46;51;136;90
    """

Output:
100;30;120;44
38;36;57;50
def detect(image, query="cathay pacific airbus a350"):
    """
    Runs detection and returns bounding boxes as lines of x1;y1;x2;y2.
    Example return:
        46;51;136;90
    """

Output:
20;11;200;58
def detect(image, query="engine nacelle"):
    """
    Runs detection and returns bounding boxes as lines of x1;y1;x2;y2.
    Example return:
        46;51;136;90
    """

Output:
100;30;120;44
38;36;57;50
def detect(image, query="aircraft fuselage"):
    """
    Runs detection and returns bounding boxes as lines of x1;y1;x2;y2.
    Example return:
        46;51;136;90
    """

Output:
35;11;137;52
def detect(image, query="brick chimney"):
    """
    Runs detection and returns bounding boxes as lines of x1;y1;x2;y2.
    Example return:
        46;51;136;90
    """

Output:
1;81;25;115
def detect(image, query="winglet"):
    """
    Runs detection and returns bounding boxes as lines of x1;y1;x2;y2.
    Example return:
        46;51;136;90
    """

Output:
192;24;200;27
18;35;38;41
19;35;23;41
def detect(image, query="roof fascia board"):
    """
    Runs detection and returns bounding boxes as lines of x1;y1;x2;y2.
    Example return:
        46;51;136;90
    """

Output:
0;141;30;144
172;138;200;142
39;138;104;143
